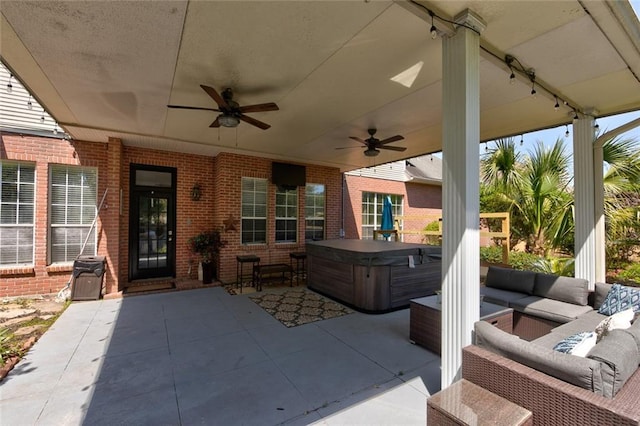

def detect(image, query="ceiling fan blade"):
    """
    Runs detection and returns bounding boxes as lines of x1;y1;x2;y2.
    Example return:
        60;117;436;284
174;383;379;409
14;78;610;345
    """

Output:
379;145;407;152
239;114;270;130
167;105;220;112
335;146;362;150
238;102;279;113
378;135;404;145
209;117;221;128
348;136;367;145
200;85;229;109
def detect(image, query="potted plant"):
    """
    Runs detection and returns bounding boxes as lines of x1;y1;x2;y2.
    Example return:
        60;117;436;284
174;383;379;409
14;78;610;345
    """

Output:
188;229;226;284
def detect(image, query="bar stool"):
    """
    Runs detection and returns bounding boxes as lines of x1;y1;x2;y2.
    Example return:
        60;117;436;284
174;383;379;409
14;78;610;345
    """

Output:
236;255;260;293
289;252;307;286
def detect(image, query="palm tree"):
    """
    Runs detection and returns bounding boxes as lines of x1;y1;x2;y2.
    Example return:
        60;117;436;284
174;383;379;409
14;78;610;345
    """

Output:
601;134;640;262
481;138;573;256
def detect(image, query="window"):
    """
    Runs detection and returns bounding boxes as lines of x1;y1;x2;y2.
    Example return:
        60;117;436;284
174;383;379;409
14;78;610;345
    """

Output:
0;162;35;265
275;187;297;243
241;177;267;244
50;165;97;263
305;183;325;240
361;192;403;240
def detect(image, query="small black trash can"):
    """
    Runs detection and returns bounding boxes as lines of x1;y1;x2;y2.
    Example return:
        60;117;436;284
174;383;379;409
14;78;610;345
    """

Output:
71;255;106;301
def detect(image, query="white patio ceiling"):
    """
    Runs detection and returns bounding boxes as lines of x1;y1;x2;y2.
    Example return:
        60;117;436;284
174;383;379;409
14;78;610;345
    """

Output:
1;1;639;172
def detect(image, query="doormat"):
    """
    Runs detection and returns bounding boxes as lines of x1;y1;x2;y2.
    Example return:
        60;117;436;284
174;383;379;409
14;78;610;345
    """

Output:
249;288;353;328
124;282;176;294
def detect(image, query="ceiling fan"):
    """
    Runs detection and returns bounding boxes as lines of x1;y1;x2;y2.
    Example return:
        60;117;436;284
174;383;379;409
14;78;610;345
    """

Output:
167;85;279;130
337;128;406;157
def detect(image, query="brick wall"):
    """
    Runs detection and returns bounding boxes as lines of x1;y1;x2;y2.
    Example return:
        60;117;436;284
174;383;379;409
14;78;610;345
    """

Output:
0;133;342;296
0;133;111;297
344;175;442;244
213;152;342;284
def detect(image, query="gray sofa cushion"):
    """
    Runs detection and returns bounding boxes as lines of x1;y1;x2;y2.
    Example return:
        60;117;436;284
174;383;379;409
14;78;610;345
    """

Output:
532;331;571;350
480;286;528;307
533;273;589;306
594;282;613;310
485;266;536;295
621;318;640;353
550;310;606;337
587;329;640;398
510;296;594;324
474;321;603;395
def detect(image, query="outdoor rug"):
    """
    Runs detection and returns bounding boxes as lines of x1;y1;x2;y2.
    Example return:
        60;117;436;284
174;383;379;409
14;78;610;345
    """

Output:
249;288;353;327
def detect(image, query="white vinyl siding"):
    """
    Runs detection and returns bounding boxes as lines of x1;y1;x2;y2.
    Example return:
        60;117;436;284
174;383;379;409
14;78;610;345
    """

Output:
50;165;97;263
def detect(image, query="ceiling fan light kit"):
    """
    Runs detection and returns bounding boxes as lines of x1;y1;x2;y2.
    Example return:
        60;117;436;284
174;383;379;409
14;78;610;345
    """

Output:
337;128;406;158
218;115;240;127
167;85;278;130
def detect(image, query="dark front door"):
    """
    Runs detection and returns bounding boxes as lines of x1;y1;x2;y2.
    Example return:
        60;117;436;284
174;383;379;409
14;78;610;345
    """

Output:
129;166;176;280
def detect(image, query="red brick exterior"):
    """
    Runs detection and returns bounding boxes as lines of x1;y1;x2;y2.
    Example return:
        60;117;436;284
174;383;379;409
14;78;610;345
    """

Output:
213;153;342;283
0;132;342;296
343;174;442;244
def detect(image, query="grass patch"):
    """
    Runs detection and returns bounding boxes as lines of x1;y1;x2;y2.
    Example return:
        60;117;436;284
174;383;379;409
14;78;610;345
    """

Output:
0;299;69;367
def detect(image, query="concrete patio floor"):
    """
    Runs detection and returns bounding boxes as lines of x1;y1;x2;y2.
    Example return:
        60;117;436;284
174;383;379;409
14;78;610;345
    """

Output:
0;287;441;425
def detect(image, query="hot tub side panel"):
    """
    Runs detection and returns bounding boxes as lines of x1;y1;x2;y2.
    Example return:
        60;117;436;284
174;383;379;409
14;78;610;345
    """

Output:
389;261;441;308
307;255;355;305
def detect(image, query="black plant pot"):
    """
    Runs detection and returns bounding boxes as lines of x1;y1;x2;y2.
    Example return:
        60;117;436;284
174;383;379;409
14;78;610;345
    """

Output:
202;262;216;284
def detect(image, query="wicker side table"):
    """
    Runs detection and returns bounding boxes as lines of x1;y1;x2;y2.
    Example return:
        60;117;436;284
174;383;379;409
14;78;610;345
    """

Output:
427;379;532;425
410;296;513;355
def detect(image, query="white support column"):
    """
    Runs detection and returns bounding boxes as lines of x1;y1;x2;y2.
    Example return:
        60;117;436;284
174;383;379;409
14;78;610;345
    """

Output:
593;143;606;284
573;115;597;288
592;117;640;283
441;9;485;387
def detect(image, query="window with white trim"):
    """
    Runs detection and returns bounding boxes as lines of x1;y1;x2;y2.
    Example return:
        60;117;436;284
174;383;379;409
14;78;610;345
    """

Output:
50;165;97;263
0;161;35;265
305;183;325;241
241;177;267;244
361;192;403;240
275;187;297;243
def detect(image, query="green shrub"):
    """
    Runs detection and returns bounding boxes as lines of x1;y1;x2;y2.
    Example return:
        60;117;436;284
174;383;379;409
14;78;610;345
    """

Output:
480;246;540;271
616;262;640;285
508;251;540;271
531;257;575;277
422;220;442;246
480;246;503;264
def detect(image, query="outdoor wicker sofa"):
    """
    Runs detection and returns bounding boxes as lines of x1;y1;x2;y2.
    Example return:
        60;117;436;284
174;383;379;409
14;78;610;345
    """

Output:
457;271;640;425
481;266;594;341
462;344;640;425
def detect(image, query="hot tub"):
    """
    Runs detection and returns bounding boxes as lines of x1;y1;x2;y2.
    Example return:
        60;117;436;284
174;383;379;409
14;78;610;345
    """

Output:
306;239;442;313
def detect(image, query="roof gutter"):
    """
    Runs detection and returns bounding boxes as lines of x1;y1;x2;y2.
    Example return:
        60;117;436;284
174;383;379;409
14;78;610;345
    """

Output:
594;116;640;148
405;176;442;186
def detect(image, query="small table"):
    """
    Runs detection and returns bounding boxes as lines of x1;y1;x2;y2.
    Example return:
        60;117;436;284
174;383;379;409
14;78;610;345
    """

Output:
236;255;260;293
289;252;307;285
253;263;292;291
427;379;532;425
410;295;513;355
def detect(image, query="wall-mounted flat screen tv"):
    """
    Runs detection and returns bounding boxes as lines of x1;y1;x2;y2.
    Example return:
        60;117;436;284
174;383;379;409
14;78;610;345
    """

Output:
271;162;306;188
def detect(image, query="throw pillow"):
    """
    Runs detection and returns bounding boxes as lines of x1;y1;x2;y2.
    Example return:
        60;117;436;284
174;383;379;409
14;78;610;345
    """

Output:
553;332;597;357
595;309;634;343
598;283;640;316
